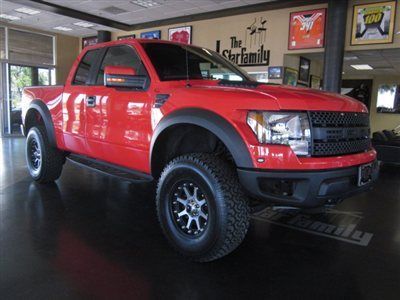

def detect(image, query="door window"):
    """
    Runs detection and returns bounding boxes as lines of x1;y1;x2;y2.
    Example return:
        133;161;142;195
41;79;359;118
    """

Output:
73;49;101;85
96;46;148;85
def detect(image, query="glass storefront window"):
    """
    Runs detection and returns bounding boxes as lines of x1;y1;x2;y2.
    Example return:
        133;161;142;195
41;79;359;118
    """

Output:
0;27;55;136
8;29;54;65
0;27;5;59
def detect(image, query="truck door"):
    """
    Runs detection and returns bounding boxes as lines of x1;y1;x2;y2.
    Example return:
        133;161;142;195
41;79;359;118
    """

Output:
84;45;153;173
62;48;102;155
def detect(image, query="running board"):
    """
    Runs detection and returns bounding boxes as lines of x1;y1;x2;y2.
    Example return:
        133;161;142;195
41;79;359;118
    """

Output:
67;154;153;183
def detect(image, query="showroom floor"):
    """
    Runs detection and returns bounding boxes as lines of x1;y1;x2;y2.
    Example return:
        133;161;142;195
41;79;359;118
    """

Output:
1;137;399;299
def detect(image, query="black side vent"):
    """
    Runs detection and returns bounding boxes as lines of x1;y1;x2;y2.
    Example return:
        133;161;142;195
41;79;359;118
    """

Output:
154;94;170;108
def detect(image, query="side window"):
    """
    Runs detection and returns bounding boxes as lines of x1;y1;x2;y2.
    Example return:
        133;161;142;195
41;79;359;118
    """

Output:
96;45;148;85
73;49;100;85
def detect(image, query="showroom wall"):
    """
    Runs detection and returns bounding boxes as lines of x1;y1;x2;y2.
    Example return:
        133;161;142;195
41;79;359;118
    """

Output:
55;34;79;84
78;0;398;133
108;2;327;74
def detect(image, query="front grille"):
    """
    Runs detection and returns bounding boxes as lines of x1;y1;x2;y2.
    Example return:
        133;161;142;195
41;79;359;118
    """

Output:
309;111;371;156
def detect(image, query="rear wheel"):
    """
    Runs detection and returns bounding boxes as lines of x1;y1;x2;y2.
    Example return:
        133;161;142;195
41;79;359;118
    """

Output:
156;153;250;262
26;126;64;183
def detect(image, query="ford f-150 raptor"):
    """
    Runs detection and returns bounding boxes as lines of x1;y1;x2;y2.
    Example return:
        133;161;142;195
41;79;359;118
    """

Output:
21;39;379;262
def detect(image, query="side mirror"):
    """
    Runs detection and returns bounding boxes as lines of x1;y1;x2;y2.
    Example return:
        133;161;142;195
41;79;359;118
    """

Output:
104;66;147;90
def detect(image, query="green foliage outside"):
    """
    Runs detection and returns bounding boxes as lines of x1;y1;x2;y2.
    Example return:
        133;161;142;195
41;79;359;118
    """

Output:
9;66;49;109
9;66;32;110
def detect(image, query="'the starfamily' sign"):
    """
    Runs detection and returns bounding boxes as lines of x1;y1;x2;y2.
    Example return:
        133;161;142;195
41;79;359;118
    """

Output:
216;17;270;67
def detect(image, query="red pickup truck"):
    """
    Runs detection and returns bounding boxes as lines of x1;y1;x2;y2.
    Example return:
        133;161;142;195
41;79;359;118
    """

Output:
21;39;378;261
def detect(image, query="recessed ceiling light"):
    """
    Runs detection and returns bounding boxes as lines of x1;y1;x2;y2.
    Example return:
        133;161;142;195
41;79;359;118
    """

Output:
0;14;21;21
53;26;73;31
14;7;41;15
350;64;373;70
131;0;161;8
73;21;94;28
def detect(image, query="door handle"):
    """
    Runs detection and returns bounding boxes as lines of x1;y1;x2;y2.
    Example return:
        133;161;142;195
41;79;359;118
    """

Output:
86;96;96;107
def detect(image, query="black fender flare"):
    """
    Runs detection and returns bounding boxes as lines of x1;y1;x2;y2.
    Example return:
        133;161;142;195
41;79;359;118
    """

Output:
150;108;254;171
25;99;57;147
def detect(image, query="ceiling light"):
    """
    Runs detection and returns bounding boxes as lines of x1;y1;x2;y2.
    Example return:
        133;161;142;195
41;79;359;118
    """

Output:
14;7;41;15
0;14;21;21
131;0;161;8
343;55;359;61
73;21;94;28
350;64;373;70
53;26;73;31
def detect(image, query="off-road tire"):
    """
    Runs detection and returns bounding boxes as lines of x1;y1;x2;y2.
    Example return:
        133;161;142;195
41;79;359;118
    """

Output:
26;126;64;183
156;153;250;262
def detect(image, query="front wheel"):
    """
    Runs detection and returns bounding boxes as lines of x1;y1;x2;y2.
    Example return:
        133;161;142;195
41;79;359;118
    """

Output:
156;153;250;262
26;126;64;183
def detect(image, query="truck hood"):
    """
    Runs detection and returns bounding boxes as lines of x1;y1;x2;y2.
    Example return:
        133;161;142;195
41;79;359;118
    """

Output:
184;82;368;113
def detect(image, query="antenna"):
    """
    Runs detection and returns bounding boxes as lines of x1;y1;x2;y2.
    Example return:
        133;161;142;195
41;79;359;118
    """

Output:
184;19;192;87
185;45;191;88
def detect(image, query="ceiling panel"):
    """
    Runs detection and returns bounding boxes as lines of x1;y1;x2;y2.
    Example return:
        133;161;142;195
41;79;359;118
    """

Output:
0;0;274;37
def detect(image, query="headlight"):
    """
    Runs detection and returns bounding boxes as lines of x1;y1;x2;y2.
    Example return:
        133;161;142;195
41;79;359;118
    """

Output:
247;111;311;156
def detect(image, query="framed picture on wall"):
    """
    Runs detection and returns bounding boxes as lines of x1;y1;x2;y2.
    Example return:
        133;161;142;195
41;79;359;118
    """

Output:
298;56;311;83
283;68;298;86
288;8;326;50
140;30;161;39
376;84;400;113
310;75;321;89
82;36;98;48
168;26;192;44
351;1;397;45
118;34;136;40
268;66;284;79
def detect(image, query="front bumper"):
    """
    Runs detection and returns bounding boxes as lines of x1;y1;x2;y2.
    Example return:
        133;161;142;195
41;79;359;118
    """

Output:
237;160;379;208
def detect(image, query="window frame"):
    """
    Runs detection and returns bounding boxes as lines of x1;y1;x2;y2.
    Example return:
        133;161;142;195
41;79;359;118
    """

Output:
94;44;150;87
73;44;150;89
72;48;104;86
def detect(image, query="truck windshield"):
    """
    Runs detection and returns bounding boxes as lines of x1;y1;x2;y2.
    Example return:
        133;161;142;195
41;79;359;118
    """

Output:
141;42;252;82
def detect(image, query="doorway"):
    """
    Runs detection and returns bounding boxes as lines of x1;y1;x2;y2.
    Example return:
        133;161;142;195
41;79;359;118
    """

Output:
3;64;53;135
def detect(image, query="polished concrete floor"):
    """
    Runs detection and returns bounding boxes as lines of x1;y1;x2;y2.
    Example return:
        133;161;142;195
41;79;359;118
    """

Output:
1;137;400;299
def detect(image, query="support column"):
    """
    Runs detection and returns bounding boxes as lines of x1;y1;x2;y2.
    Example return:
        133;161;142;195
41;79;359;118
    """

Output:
322;0;348;93
97;30;111;43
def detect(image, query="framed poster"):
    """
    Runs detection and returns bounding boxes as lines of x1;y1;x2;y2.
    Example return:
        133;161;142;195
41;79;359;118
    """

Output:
268;66;284;79
283;68;298;86
310;75;321;89
82;36;98;48
351;1;397;45
118;34;136;40
376;84;400;113
298;56;311;83
140;30;161;39
288;8;326;50
168;26;192;44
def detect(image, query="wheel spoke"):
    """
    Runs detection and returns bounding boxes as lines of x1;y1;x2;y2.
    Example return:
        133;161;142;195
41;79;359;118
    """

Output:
186;216;193;229
198;199;206;207
183;186;191;199
194;217;201;230
193;187;199;199
178;209;188;218
199;211;208;220
176;197;186;205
